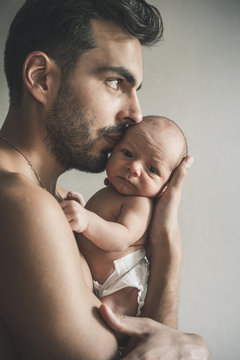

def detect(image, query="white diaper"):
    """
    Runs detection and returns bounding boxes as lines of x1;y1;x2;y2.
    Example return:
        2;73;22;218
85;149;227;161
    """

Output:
93;249;149;316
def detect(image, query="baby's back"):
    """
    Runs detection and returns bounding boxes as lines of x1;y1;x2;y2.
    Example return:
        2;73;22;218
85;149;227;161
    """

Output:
76;186;152;284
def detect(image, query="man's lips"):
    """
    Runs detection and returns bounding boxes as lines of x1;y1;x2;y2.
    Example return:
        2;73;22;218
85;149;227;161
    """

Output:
104;134;123;147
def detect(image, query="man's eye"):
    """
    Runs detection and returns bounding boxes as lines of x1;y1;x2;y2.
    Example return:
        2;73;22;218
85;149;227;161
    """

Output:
107;79;122;90
148;166;158;174
123;150;132;158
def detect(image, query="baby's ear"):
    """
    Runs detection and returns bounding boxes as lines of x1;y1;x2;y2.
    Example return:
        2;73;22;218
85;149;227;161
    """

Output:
104;177;111;187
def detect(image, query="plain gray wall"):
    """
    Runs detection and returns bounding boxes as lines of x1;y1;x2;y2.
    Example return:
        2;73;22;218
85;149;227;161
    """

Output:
1;1;240;359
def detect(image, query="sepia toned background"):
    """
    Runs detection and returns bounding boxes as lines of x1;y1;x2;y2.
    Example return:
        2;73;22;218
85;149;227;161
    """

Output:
1;0;239;358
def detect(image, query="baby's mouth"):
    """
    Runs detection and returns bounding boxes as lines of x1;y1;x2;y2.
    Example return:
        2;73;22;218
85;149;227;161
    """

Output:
119;176;135;187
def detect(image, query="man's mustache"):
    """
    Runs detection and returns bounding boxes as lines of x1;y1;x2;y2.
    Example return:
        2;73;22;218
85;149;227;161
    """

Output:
97;124;128;137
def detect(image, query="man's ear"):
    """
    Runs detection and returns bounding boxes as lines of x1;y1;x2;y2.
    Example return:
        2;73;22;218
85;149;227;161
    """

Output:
23;51;60;104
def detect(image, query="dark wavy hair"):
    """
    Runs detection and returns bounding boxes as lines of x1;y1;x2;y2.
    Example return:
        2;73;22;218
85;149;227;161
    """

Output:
4;0;163;104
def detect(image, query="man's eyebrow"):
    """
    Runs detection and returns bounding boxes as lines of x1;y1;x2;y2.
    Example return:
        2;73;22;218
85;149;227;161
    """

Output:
94;66;142;90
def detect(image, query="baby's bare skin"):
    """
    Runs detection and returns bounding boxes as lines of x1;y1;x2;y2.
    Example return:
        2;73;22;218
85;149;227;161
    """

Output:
77;185;152;283
61;117;187;317
76;185;152;317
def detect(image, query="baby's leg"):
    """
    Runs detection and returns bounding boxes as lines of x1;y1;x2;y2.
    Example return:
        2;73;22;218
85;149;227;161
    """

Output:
100;287;139;316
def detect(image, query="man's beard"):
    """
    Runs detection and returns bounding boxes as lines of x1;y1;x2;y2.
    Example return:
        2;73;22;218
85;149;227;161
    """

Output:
43;79;125;173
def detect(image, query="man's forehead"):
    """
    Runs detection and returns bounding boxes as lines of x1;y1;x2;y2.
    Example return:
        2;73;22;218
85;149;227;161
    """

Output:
87;19;143;87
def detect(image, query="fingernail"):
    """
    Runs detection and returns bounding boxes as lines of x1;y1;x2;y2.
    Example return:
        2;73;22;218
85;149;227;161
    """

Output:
184;156;194;169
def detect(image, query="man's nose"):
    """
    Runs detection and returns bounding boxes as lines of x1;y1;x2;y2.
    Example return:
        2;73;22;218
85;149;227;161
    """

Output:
117;92;142;126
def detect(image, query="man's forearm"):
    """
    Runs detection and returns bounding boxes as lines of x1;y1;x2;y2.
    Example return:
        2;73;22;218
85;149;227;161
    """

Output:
142;227;182;328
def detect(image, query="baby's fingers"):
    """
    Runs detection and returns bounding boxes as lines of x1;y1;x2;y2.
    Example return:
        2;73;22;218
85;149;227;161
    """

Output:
66;191;85;206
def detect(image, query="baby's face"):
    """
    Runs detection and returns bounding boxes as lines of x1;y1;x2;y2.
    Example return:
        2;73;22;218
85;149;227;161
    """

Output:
106;122;184;197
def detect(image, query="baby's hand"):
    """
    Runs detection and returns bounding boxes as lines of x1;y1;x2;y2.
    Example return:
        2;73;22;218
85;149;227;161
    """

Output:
65;191;85;206
60;198;88;233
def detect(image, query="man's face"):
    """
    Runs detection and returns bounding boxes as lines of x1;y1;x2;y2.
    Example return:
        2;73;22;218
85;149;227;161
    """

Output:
44;19;143;172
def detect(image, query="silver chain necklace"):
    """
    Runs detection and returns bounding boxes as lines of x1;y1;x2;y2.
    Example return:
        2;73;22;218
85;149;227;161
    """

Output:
0;135;62;201
0;135;45;188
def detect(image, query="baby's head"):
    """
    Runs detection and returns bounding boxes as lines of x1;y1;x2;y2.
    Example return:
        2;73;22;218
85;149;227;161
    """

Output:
106;115;188;197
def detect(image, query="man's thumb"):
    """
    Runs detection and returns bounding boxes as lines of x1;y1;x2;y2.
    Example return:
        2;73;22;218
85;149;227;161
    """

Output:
99;303;153;337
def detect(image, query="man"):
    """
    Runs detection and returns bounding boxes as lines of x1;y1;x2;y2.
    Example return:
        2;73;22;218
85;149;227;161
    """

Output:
0;0;209;358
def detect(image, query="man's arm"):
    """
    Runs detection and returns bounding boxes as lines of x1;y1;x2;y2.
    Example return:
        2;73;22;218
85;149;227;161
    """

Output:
61;196;153;252
142;157;193;328
0;179;118;359
99;157;210;360
99;303;210;360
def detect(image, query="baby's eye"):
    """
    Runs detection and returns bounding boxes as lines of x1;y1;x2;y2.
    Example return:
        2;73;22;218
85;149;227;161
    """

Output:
123;150;133;158
107;79;122;90
148;166;158;174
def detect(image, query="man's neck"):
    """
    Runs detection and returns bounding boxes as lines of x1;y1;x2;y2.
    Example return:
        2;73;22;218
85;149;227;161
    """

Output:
0;108;65;195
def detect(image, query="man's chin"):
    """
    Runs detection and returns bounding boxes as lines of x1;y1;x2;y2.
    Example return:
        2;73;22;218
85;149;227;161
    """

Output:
73;154;109;173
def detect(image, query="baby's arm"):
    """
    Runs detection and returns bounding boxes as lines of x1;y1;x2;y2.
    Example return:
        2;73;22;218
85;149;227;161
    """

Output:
61;195;153;252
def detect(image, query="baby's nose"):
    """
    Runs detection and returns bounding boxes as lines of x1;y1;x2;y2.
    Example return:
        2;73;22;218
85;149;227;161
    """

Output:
128;161;141;177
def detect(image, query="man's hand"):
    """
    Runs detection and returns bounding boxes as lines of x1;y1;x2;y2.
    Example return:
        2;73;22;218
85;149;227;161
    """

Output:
149;156;194;244
142;156;194;326
99;303;210;360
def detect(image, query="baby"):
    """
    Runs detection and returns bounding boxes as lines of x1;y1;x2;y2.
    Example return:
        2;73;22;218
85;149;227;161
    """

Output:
61;116;188;317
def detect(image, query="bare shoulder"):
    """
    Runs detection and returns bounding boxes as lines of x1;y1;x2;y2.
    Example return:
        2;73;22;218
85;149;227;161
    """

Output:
85;185;123;218
0;171;84;269
86;185;121;203
0;172;118;358
124;194;153;206
121;194;154;215
0;171;79;283
86;186;154;220
0;172;64;232
0;170;55;202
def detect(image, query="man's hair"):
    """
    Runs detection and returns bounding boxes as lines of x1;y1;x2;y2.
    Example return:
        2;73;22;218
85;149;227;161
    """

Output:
4;0;163;103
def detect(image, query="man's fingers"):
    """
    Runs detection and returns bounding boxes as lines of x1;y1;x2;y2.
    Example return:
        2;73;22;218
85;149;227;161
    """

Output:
170;156;193;190
99;303;155;337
